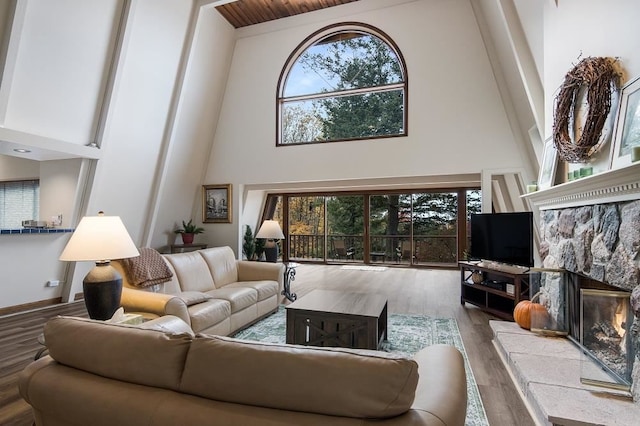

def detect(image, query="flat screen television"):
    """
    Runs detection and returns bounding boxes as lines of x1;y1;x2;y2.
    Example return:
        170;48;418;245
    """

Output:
469;212;534;267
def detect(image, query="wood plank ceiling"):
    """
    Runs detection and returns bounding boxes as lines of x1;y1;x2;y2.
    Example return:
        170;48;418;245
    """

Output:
216;0;360;28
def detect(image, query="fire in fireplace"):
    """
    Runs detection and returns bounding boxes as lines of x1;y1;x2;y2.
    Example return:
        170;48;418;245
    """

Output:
566;275;635;390
580;289;633;388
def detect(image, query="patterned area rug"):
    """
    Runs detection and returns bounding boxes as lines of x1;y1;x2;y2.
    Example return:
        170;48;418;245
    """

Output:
233;306;489;426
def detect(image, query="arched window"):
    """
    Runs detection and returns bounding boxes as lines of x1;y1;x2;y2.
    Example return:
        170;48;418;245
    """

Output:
277;23;407;145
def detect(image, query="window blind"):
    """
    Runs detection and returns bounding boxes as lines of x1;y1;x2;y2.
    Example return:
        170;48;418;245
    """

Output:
0;180;40;228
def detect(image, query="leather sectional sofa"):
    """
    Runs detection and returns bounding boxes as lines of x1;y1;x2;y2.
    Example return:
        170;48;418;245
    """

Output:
112;246;284;335
19;316;468;426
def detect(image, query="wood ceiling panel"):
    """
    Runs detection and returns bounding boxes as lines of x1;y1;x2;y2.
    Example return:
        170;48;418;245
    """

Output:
216;0;359;28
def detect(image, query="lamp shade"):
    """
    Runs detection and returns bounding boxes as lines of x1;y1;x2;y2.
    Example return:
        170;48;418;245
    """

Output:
60;214;139;262
256;220;284;240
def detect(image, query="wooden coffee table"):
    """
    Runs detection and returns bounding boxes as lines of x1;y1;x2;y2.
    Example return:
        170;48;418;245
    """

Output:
285;289;388;350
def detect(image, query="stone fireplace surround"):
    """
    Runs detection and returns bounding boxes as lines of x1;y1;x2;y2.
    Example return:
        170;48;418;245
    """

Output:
492;162;640;425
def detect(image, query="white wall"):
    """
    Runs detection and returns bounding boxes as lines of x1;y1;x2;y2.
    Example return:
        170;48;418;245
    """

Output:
0;154;38;178
543;0;640;174
205;0;523;249
0;0;200;309
67;0;195;300
1;0;123;143
0;157;79;308
0;233;70;307
39;158;82;228
149;4;236;251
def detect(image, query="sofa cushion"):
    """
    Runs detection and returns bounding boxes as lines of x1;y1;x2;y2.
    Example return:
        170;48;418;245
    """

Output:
198;246;239;287
180;335;418;419
44;317;192;391
205;287;257;313
164;251;215;292
159;260;182;293
187;299;231;333
224;280;278;301
139;315;194;335
177;291;213;306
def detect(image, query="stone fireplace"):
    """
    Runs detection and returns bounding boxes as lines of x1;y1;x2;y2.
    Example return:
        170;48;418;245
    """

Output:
538;200;640;393
489;163;640;425
527;162;640;401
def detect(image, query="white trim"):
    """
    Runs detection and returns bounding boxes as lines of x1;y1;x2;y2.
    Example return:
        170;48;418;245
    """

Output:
0;0;26;125
522;162;640;210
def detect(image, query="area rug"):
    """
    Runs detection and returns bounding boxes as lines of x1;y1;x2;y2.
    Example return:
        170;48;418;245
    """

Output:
340;265;388;271
233;306;489;426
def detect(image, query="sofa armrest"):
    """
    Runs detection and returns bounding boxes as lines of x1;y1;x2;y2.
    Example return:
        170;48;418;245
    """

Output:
120;287;191;326
236;261;284;286
139;315;194;335
411;344;467;426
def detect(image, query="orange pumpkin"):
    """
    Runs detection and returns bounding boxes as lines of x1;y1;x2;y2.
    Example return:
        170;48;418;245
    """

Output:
513;295;548;330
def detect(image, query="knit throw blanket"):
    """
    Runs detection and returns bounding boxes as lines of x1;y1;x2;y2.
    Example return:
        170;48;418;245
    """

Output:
119;247;173;288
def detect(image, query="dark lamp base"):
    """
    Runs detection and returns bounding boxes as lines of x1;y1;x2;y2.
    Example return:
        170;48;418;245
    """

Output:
264;245;278;263
83;262;123;320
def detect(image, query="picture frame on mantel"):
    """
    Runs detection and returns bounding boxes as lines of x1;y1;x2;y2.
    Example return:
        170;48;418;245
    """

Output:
538;137;558;190
203;184;232;223
611;76;640;169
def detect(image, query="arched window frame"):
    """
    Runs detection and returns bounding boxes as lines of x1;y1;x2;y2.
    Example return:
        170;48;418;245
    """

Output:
276;22;408;146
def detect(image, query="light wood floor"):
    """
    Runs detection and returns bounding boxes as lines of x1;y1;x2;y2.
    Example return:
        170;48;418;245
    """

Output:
0;264;535;426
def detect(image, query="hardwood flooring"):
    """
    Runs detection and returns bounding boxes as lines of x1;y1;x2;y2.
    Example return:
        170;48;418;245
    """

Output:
0;264;534;426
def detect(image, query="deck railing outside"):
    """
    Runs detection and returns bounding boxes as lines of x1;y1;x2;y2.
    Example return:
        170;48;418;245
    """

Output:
287;234;457;266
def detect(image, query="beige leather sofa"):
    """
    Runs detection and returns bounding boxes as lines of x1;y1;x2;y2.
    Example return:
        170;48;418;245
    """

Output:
113;246;284;335
20;316;468;426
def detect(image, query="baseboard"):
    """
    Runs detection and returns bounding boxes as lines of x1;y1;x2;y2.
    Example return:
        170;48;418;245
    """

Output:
0;297;62;317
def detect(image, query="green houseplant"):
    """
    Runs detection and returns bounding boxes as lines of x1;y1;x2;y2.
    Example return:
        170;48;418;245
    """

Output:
242;225;266;261
174;219;204;244
242;225;256;260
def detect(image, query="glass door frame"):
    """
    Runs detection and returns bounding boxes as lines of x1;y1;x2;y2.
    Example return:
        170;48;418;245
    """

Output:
262;187;480;267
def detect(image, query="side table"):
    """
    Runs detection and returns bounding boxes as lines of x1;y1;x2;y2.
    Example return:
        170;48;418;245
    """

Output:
170;243;207;253
282;262;299;302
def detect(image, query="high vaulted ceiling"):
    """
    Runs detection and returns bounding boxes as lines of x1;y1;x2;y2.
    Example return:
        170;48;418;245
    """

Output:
215;0;359;28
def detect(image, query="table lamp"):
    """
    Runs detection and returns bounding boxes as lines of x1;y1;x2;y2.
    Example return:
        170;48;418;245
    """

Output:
60;212;139;320
256;220;284;262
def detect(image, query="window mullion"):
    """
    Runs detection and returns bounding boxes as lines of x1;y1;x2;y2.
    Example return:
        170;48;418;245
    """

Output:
281;82;404;104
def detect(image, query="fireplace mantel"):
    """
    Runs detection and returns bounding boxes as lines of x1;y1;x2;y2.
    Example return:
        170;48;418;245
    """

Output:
522;162;640;210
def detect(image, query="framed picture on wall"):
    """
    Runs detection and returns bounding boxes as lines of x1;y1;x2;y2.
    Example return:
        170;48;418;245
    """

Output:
538;137;558;190
202;184;232;223
611;76;640;169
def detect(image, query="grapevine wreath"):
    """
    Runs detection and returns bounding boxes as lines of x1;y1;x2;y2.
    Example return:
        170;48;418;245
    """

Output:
552;56;621;162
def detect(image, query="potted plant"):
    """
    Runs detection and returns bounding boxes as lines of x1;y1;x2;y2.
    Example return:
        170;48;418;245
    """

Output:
174;219;204;244
242;225;267;261
242;225;256;260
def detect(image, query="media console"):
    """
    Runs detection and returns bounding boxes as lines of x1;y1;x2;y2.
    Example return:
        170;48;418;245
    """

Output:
459;261;531;320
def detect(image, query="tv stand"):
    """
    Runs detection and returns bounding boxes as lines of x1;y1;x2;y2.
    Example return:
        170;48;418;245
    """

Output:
476;261;530;275
459;261;531;321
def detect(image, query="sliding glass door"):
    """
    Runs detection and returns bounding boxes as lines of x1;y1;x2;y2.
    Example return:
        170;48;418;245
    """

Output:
264;188;480;267
369;194;411;264
288;195;325;261
327;195;364;262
